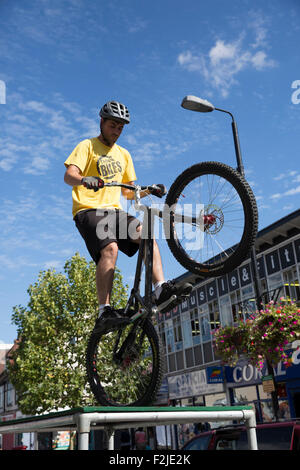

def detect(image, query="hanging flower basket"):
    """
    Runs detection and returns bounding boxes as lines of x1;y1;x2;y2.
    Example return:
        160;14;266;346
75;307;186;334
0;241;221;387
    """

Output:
213;299;300;369
213;321;249;366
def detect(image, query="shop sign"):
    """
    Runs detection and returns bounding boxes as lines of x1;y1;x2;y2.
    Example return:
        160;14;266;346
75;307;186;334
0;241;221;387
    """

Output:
239;263;252;287
265;249;281;275
206;280;217;301
206;366;224;384
262;375;275;394
180;297;189;313
188;290;197;309
225;341;300;387
197;285;207;305
295;238;300;263
256;256;266;279
228;270;240;291
279;243;295;269
217;276;228;296
168;369;223;399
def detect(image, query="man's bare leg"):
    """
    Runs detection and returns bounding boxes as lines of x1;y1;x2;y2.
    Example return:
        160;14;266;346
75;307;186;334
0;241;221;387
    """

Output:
96;242;118;306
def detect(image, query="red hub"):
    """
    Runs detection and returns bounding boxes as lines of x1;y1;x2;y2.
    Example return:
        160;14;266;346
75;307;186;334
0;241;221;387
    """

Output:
203;214;216;226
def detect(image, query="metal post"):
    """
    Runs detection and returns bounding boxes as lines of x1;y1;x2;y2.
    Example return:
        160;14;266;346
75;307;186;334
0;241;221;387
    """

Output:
243;410;258;450
250;247;279;420
76;413;91;451
103;428;115;450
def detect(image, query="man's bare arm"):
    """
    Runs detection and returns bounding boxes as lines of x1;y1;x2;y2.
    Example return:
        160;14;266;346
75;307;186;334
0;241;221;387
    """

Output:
64;165;83;187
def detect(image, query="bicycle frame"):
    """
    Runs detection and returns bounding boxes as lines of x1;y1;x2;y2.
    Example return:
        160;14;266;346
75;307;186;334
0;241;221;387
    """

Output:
102;182;180;320
124;204;155;318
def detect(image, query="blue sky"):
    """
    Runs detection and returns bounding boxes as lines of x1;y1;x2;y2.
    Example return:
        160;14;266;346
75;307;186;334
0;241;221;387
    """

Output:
0;0;299;344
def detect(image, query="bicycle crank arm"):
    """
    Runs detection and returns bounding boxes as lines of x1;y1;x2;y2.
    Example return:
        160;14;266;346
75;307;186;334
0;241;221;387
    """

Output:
156;294;177;312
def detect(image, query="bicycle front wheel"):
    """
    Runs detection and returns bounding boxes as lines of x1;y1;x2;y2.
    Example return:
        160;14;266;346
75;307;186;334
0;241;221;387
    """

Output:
86;319;164;406
164;162;258;277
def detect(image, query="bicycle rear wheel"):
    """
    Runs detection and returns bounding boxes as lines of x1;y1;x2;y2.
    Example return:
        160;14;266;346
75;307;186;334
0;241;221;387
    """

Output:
86;319;164;406
164;162;258;277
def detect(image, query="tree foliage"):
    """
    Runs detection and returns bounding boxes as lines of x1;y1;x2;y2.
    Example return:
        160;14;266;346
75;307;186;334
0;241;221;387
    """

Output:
9;253;128;415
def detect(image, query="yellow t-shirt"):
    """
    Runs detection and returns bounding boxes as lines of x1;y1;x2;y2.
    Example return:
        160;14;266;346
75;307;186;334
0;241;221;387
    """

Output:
64;137;137;217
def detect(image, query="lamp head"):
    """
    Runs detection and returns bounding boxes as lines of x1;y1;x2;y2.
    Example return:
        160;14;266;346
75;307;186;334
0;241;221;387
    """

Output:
181;95;215;113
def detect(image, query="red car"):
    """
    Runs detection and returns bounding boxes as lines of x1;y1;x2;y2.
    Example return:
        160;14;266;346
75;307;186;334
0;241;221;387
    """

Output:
182;421;300;450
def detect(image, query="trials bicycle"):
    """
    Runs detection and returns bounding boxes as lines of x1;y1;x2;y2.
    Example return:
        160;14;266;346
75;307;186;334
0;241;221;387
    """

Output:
86;95;258;406
86;175;258;407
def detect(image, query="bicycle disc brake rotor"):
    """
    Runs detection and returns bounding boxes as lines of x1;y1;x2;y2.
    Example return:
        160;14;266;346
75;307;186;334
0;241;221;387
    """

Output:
119;345;139;369
203;204;224;234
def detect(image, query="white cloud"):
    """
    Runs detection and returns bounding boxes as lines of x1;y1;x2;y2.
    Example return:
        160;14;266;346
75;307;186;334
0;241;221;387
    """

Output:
0;92;97;175
209;40;237;65
177;13;277;98
273;170;298;181
285;185;300;196
270;184;300;200
128;19;147;33
251;51;276;70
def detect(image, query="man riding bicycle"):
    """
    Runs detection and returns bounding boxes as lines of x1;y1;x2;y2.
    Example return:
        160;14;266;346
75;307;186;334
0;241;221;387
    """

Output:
64;100;192;331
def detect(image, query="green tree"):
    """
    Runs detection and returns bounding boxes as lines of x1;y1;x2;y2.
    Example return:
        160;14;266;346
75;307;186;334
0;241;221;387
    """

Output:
9;253;128;415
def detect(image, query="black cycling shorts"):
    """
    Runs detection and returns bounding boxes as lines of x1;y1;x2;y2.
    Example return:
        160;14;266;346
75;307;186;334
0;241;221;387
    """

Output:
74;209;141;264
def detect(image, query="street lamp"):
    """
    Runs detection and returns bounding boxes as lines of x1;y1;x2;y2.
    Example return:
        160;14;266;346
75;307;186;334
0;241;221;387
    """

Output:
181;95;261;295
181;95;244;176
181;95;279;419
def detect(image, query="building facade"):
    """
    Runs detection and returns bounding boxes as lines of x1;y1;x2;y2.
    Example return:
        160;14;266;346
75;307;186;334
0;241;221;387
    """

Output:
155;209;300;435
0;343;36;450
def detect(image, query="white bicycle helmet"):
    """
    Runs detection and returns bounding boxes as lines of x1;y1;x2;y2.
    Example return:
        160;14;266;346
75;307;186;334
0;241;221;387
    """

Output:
99;101;130;124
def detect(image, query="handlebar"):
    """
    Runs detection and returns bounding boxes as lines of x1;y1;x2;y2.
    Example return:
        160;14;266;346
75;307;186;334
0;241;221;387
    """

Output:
81;179;201;226
82;178;167;201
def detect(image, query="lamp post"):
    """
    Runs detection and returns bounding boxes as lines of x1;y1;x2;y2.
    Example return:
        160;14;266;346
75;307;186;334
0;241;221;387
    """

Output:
181;95;279;419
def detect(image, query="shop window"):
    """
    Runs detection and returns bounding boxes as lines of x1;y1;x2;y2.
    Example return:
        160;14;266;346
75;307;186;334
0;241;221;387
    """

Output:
173;316;183;350
190;309;201;346
165;320;175;353
233;385;258;405
181;312;193;349
158;324;166;354
5;382;14;407
193;395;205;406
200;313;211;342
0;385;4;411
232;302;243;323
219;295;233;326
190;309;200;336
168;353;176;372
239;298;256;322
267;272;283;294
283;268;300;301
231;290;243;323
176;351;184;370
193;345;203;365
185;348;194;368
208;301;220;330
203;342;213;363
205;392;227;407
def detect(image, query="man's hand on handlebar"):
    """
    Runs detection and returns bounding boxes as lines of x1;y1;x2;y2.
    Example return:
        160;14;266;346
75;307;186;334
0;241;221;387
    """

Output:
81;176;104;191
148;184;167;198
